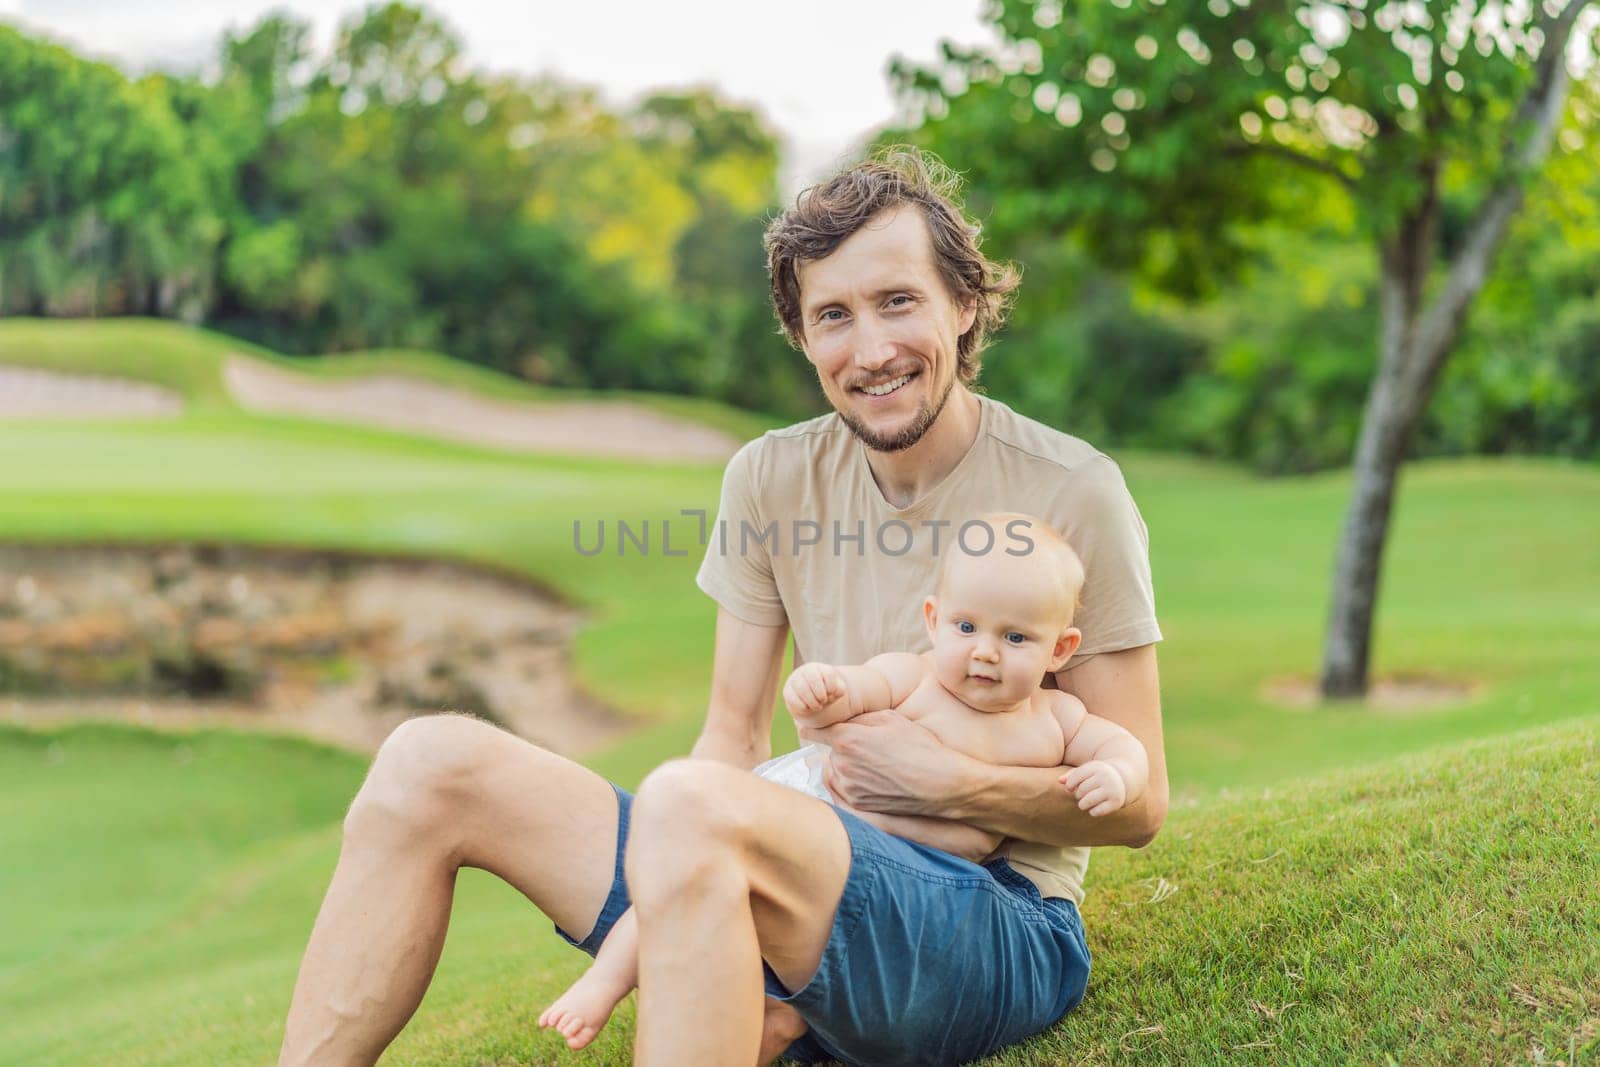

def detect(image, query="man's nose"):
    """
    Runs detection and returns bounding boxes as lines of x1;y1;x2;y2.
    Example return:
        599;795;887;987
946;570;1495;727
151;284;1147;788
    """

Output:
853;315;896;373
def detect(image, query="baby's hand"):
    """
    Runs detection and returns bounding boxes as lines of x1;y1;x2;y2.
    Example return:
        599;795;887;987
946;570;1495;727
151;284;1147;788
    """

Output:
783;662;846;718
1059;760;1128;817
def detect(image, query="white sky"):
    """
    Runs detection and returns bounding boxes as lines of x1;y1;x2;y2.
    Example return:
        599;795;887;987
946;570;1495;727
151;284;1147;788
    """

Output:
0;0;997;195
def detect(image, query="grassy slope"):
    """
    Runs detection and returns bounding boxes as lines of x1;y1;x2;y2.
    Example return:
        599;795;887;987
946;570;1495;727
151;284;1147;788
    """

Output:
0;718;1592;1064
0;316;784;443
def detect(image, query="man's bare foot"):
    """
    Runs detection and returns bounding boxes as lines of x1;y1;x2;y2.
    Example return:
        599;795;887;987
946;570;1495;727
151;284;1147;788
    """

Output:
756;997;809;1066
537;968;633;1051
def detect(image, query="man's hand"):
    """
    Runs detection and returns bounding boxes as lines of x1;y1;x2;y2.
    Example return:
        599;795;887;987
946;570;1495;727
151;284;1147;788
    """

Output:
1060;760;1128;817
809;709;974;817
783;662;847;720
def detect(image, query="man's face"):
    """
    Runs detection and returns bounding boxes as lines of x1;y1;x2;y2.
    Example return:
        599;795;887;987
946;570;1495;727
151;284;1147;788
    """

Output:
795;206;977;452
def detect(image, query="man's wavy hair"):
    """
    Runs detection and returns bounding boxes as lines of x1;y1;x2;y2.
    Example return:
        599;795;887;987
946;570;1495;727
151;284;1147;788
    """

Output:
764;145;1020;383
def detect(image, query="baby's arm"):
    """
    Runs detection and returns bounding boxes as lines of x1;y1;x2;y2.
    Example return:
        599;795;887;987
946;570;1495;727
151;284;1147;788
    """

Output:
782;652;922;728
1050;692;1150;817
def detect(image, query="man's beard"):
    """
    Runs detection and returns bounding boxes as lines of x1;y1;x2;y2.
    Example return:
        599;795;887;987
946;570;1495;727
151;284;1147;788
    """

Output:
837;371;955;453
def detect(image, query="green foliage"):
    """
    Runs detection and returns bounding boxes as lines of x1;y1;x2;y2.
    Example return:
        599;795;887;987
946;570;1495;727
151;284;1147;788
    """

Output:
981;241;1209;446
896;0;1596;265
0;28;221;318
0;6;808;415
883;0;1600;472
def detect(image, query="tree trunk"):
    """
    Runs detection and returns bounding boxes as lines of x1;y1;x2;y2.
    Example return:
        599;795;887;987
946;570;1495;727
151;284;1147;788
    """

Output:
1319;215;1433;699
1317;2;1582;699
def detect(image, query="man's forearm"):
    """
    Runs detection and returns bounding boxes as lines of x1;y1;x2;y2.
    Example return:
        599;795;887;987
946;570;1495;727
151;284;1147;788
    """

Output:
941;760;1162;849
689;729;767;770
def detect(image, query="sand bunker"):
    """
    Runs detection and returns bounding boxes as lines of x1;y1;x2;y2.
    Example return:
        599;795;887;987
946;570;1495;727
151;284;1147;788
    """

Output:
0;544;629;755
0;365;184;419
224;355;740;463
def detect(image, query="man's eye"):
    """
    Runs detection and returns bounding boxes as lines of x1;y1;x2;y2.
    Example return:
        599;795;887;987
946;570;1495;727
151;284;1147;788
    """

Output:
820;309;845;322
957;621;975;634
888;295;911;307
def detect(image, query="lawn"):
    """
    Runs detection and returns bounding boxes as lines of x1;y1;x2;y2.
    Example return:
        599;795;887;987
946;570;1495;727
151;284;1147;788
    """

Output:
2;719;1593;1064
1;325;1597;1062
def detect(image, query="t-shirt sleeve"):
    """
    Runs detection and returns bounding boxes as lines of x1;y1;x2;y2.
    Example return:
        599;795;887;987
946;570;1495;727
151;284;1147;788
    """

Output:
1060;453;1163;660
694;439;788;627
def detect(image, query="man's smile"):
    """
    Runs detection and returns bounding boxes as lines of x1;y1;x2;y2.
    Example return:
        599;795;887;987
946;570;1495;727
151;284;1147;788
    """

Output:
856;371;917;399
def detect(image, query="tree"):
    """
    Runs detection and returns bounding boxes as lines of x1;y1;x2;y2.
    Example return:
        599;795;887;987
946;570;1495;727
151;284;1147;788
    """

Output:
894;0;1600;698
0;28;220;319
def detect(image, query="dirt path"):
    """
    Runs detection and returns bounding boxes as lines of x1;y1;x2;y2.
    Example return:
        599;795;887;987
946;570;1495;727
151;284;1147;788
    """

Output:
0;365;183;419
223;355;740;462
0;545;631;756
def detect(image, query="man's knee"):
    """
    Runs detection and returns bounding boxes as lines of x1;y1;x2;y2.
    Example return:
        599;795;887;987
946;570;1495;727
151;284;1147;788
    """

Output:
632;758;751;841
627;759;752;890
343;713;514;846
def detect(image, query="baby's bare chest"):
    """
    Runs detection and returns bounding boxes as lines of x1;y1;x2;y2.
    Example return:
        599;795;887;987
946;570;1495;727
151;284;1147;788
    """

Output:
899;682;1063;768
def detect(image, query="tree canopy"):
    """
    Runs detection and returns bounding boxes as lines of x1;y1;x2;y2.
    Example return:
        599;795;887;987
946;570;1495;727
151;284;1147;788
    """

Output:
0;5;816;414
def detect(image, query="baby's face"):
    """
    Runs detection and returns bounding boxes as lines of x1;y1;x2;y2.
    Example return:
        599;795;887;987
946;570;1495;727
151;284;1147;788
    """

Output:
924;553;1073;713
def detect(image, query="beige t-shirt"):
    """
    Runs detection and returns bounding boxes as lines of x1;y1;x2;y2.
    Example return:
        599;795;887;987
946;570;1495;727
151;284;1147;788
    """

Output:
695;393;1162;904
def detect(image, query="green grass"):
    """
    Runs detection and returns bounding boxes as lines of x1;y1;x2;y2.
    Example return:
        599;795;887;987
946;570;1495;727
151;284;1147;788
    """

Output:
2;322;1598;1062
0;316;785;442
1007;715;1600;1065
1;718;1593;1064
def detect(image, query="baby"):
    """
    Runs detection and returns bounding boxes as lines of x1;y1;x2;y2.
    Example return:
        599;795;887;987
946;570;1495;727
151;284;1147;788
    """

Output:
538;512;1149;1051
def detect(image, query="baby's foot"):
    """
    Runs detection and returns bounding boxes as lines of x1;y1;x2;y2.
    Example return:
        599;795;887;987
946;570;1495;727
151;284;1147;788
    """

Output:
537;968;631;1051
757;997;809;1066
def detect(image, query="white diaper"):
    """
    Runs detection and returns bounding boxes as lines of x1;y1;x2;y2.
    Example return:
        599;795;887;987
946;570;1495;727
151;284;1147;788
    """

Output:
753;742;833;803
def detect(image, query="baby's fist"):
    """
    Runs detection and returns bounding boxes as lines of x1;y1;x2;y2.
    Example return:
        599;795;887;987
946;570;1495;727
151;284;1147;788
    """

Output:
784;662;846;717
1059;760;1128;817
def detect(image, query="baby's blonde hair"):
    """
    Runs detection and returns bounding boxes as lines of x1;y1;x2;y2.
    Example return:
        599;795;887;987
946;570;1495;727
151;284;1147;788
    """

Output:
937;512;1085;627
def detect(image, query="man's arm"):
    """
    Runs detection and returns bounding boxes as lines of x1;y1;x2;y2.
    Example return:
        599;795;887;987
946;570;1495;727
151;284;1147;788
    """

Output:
689;606;791;770
819;644;1167;849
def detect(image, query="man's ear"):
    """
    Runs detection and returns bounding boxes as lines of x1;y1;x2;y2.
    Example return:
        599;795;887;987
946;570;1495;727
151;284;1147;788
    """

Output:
1048;627;1082;672
957;299;977;337
923;595;940;639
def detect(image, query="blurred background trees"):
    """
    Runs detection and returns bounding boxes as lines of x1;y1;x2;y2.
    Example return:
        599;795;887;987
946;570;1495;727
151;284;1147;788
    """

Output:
3;0;1599;692
0;4;816;416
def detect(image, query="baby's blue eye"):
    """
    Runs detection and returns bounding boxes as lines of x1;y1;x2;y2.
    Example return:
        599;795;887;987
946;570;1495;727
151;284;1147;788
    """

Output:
1006;633;1026;644
957;621;975;634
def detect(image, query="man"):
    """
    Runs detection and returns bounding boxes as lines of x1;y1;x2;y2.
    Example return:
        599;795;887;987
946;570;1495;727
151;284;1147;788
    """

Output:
278;147;1166;1066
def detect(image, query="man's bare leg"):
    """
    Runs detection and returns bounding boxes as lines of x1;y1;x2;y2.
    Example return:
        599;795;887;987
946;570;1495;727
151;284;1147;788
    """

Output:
627;759;853;1067
278;714;623;1067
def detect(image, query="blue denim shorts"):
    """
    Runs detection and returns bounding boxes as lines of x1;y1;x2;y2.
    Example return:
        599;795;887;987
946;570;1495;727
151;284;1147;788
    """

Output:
554;783;1092;1066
